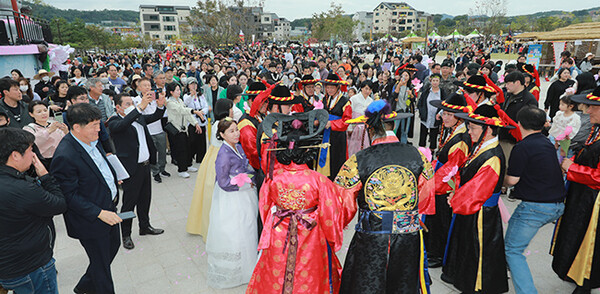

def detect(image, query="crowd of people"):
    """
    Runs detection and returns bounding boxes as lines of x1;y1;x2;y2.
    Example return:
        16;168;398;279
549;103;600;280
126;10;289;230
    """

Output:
0;40;599;294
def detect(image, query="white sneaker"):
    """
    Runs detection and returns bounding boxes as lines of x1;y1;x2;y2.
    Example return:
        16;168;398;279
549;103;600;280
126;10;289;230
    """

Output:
187;167;198;172
178;172;190;178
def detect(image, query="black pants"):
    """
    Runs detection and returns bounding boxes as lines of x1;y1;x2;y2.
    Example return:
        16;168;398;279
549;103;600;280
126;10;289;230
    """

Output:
419;125;439;150
169;131;191;172
76;224;120;294
120;163;151;237
187;125;207;164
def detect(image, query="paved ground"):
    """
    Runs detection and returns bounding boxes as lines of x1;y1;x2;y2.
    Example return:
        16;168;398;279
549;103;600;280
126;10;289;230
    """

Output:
49;57;600;293
51;160;598;294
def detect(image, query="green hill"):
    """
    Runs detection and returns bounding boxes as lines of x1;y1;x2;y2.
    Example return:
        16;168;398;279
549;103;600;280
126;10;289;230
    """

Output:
25;1;139;24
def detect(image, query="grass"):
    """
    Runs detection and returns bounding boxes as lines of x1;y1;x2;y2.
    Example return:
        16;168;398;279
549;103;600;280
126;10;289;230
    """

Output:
436;50;519;61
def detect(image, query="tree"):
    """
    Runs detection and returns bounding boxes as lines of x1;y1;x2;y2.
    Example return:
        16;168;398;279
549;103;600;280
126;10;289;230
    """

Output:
310;2;358;42
469;0;507;37
186;0;256;48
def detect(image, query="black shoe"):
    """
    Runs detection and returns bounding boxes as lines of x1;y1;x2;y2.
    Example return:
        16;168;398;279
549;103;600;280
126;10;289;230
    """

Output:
440;272;454;284
428;257;443;268
572;286;591;294
161;171;171;177
73;286;95;294
153;174;162;183
140;226;164;235
123;236;134;250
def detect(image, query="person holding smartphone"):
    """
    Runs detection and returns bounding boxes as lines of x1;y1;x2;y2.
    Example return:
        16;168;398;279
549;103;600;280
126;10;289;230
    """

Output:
0;128;66;294
23;101;68;169
183;77;208;164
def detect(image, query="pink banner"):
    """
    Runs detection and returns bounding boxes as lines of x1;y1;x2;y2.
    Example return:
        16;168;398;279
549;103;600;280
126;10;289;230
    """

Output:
552;41;566;69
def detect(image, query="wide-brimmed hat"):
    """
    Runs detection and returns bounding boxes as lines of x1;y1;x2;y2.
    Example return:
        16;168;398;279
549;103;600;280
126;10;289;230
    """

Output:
395;63;418;76
33;69;55;80
267;85;302;105
297;75;320;90
242;81;267;97
453;75;496;94
430;93;472;114
346;100;413;124
455;104;516;129
321;73;349;92
571;86;600;106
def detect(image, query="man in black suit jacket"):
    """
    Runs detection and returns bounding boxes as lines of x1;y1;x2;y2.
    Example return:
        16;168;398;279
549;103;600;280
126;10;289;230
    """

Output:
107;92;165;249
50;103;122;294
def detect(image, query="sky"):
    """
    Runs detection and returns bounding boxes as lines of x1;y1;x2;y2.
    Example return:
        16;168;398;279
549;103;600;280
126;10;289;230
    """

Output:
45;0;599;20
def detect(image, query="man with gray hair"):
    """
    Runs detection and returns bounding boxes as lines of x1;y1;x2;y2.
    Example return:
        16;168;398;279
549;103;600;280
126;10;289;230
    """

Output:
86;78;115;121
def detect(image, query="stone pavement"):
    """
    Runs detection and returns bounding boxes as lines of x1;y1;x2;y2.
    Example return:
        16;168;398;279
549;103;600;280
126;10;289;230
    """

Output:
51;62;600;293
52;156;597;294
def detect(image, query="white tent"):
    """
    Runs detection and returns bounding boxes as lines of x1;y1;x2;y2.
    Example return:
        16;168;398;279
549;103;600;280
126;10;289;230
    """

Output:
465;29;483;39
443;29;464;40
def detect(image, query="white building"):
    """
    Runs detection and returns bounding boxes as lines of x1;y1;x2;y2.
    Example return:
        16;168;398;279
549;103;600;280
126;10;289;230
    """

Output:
353;11;373;42
372;2;428;35
139;5;190;42
273;16;290;42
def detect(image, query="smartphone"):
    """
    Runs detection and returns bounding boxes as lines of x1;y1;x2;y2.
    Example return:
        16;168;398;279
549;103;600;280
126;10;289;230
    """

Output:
117;211;136;220
54;112;63;123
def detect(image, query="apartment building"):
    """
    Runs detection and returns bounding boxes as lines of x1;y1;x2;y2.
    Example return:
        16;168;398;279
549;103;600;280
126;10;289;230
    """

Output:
372;2;428;35
139;5;190;42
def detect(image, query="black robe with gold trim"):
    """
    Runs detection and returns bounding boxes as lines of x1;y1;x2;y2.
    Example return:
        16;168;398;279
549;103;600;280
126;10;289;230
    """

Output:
442;138;508;294
335;137;434;294
424;123;471;260
552;127;600;289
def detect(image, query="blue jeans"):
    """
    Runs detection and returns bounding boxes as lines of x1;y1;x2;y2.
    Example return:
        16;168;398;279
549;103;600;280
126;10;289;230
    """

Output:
394;117;410;143
0;258;58;294
505;201;564;294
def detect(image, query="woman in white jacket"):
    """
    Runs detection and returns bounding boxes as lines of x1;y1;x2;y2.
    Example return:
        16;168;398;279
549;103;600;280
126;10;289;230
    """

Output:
166;82;203;178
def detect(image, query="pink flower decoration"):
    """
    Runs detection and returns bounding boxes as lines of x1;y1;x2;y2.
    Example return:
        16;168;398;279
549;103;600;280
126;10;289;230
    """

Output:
414;82;423;92
292;119;303;129
418;147;432;162
555;126;573;141
498;74;505;83
442;166;459;183
313;100;324;109
411;78;421;87
230;173;252;187
565;125;573;136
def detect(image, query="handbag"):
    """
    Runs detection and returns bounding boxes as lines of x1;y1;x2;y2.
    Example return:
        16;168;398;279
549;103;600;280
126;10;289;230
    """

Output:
164;122;180;136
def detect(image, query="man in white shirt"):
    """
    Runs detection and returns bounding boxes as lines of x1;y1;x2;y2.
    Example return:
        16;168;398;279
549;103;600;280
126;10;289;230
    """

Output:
107;92;166;249
132;77;169;183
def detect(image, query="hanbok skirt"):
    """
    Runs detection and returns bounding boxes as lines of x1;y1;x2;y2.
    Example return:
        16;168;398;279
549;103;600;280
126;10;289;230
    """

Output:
206;183;258;289
185;144;219;239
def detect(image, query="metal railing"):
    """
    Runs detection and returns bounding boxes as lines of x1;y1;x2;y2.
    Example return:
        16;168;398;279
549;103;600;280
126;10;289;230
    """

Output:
0;8;53;45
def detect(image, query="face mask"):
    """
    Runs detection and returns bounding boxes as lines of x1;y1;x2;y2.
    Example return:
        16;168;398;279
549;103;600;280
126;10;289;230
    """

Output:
100;77;109;84
180;77;187;84
41;76;50;82
289;74;295;79
19;85;28;91
124;105;135;115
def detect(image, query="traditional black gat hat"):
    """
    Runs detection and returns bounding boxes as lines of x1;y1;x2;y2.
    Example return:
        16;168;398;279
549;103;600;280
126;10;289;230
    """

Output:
455;104;516;129
267;84;303;105
453;75;496;95
242;81;267;97
571;86;600;106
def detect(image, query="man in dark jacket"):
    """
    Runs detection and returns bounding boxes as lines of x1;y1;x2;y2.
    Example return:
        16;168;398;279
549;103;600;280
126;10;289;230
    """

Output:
107;93;165;250
417;74;446;150
0;78;33;128
0;128;66;293
499;71;538;167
